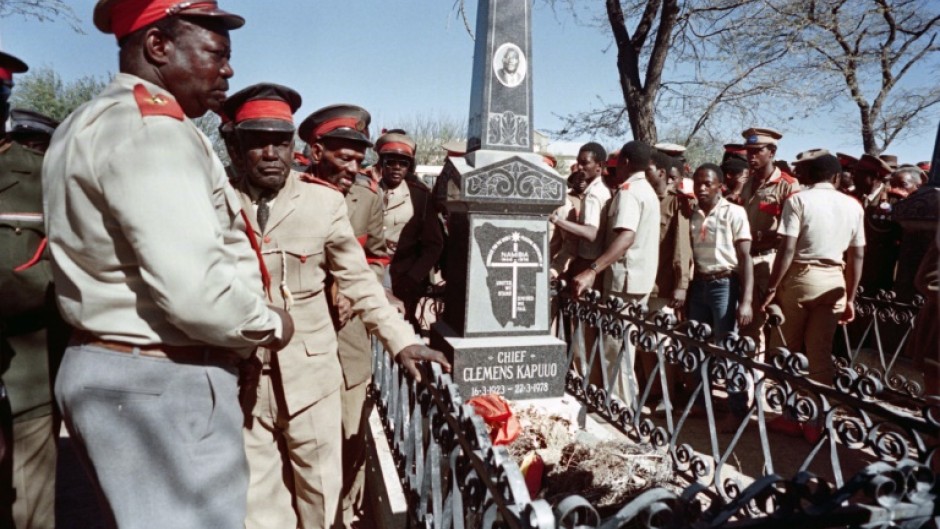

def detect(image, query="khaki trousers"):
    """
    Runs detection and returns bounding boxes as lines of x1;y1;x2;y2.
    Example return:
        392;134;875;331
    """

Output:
599;293;650;406
640;297;677;402
336;382;372;529
12;414;55;529
244;373;342;529
742;252;775;352
769;263;846;383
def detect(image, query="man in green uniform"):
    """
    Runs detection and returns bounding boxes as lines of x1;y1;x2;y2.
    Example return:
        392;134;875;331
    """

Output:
0;49;60;529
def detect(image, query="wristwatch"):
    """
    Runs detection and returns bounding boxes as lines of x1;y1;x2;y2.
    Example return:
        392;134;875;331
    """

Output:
589;262;599;272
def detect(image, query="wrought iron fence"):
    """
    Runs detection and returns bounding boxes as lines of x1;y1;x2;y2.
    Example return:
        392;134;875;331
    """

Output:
839;289;926;399
370;289;940;528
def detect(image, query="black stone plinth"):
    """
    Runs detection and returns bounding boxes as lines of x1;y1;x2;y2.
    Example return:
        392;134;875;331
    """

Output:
431;321;566;400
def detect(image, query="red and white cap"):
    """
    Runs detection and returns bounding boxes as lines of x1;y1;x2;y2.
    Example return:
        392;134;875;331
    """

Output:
94;0;245;39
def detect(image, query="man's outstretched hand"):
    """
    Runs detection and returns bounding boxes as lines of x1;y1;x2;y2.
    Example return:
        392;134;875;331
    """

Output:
397;344;452;382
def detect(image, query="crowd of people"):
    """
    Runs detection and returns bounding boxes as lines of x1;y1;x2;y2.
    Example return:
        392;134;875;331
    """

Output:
0;1;935;529
0;1;454;528
547;131;935;436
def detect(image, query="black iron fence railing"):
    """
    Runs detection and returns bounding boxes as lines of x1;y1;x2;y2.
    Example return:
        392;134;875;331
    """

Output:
370;339;556;529
840;289;926;399
370;289;939;528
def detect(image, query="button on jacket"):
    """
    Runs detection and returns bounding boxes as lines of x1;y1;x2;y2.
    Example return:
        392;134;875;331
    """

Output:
235;172;417;415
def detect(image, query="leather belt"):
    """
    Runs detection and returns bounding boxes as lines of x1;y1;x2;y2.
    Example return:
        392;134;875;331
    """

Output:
70;330;242;366
751;248;777;257
793;260;843;268
694;269;734;282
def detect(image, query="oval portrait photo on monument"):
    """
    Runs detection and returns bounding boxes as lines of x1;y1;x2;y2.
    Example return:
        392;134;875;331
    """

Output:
493;42;527;88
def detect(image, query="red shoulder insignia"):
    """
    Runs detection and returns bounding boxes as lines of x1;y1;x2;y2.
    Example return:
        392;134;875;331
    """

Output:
620;182;631;191
133;84;184;120
299;173;341;193
780;171;798;184
293;152;311;167
354;173;378;194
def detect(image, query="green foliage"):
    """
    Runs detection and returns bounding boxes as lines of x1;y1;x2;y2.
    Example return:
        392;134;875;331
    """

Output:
10;67;110;122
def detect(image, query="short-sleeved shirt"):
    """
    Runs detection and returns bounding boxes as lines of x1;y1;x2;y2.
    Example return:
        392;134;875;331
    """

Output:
604;172;661;296
778;182;865;265
577;176;611;260
691;197;751;274
742;167;800;251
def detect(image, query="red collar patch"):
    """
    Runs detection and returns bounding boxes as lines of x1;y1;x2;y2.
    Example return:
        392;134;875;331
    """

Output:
133;84;184;120
300;173;341;193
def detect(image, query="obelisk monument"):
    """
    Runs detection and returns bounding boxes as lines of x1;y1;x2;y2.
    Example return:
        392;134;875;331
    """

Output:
431;0;567;400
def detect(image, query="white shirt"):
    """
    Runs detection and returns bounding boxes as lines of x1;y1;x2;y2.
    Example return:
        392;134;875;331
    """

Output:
778;182;865;265
577;176;611;260
604;172;661;295
691;197;751;275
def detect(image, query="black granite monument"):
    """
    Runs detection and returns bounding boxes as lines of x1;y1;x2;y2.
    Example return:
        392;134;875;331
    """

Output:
431;0;567;400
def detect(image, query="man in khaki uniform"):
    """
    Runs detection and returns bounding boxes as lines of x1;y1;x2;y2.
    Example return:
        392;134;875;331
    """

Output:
762;151;864;442
739;127;800;351
227;92;448;529
377;131;444;331
300;114;389;528
572;142;661;402
551;142;610;284
43;3;295;527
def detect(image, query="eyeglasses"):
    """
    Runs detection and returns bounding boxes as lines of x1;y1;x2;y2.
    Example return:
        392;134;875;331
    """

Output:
383;159;410;168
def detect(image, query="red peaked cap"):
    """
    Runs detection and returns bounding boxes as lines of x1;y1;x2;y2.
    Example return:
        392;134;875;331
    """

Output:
94;0;245;39
857;154;893;178
0;50;27;82
299;104;372;147
220;83;301;133
836;152;859;170
375;132;416;159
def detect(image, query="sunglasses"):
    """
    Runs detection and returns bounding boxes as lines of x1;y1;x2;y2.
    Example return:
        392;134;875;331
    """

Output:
383;159;410;168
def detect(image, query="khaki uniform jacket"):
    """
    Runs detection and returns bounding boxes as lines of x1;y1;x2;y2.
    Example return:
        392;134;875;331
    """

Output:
235;173;416;415
338;180;387;389
43;73;280;353
651;187;692;297
741;167;800;253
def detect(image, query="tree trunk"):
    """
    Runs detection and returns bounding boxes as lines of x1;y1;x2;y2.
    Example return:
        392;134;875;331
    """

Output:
858;105;879;155
607;0;667;145
625;88;657;144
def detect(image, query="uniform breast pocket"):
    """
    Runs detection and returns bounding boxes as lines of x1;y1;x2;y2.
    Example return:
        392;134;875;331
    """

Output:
758;199;781;217
280;236;325;293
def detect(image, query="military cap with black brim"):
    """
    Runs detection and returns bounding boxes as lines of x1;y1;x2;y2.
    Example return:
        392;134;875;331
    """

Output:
299;104;372;148
836;152;858;170
857;154;893;177
0;50;28;82
375;131;416;159
94;0;245;39
10;109;59;137
221;83;301;133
